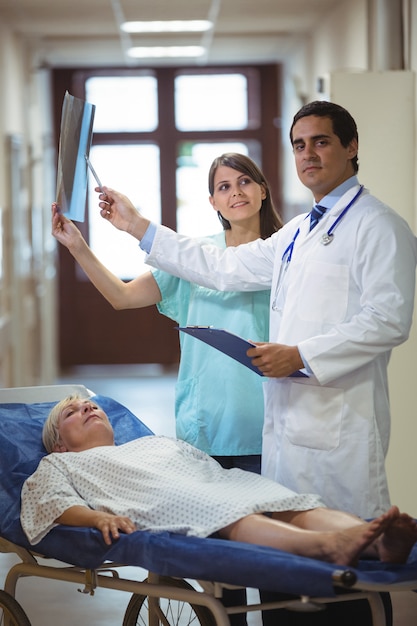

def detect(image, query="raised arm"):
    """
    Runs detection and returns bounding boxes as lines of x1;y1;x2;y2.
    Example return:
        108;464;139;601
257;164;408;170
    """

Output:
52;202;161;309
96;187;276;292
56;505;136;545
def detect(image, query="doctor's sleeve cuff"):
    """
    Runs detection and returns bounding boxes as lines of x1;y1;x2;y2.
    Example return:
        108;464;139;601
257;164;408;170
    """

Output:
139;222;157;254
298;346;313;376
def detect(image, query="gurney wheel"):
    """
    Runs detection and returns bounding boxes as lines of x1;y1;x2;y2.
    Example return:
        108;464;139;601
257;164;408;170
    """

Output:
122;576;216;626
0;590;31;626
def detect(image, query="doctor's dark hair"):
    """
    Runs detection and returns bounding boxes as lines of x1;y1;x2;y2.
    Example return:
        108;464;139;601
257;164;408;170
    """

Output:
208;153;283;238
290;101;359;173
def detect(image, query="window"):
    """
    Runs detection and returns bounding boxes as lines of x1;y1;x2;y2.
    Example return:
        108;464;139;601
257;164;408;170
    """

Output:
54;63;280;366
72;65;280;279
86;75;158;132
87;144;160;278
175;74;248;131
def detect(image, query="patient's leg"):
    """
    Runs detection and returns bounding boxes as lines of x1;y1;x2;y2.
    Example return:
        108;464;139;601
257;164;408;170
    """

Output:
270;505;395;532
272;505;417;564
218;509;395;566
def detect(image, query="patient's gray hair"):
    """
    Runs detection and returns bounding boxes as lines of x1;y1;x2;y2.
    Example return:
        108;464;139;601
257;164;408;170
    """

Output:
42;394;81;453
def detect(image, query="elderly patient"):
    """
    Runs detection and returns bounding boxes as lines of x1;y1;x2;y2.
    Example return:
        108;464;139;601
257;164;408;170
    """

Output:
21;396;417;567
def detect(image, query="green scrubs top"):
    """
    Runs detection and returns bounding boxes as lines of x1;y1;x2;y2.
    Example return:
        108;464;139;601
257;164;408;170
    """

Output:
153;232;270;456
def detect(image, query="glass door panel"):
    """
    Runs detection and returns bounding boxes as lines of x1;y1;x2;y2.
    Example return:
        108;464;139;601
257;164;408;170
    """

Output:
175;74;249;131
86;75;158;132
87;144;160;279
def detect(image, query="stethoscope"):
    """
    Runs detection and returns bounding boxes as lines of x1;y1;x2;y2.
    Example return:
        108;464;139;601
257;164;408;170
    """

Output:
271;185;364;311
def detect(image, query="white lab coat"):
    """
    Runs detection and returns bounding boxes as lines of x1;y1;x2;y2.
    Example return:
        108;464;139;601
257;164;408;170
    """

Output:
147;185;417;518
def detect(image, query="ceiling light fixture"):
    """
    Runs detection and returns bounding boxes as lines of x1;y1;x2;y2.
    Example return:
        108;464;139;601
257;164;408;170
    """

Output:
127;46;206;58
121;20;212;33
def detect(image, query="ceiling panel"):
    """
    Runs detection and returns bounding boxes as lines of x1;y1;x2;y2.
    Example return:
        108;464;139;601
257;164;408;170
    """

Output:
0;0;341;67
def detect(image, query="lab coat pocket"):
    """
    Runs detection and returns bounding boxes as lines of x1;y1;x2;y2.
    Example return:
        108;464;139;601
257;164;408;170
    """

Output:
296;261;349;324
285;382;344;450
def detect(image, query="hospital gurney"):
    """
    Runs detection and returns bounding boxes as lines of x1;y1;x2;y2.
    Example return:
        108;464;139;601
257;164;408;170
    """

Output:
1;385;417;626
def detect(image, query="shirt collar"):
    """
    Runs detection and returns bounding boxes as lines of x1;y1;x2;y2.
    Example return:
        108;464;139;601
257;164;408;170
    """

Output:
318;175;359;210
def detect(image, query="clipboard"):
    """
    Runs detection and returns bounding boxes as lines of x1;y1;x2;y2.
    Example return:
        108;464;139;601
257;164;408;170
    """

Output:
178;326;262;375
177;327;308;378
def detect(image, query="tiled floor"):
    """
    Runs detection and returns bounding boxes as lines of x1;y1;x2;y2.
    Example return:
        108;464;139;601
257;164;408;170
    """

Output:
1;365;417;625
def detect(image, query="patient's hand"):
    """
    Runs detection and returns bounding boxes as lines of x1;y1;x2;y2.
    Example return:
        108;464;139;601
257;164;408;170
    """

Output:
55;505;136;545
93;511;136;545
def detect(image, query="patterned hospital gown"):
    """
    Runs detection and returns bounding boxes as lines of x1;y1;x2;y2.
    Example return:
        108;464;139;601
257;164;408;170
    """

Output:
21;436;324;545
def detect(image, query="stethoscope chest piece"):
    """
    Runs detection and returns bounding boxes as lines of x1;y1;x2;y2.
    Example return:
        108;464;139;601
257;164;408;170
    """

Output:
321;233;334;246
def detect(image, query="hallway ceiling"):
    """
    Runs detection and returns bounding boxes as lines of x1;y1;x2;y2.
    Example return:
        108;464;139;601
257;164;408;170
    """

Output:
0;0;341;67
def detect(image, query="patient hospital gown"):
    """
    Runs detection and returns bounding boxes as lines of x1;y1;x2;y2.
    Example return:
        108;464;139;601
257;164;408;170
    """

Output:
21;436;324;545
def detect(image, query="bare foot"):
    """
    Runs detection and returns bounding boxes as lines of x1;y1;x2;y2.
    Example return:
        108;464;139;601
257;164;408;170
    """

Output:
326;505;400;566
377;511;417;563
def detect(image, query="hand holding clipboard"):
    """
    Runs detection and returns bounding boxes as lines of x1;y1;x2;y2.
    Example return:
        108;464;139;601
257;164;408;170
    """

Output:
177;327;308;378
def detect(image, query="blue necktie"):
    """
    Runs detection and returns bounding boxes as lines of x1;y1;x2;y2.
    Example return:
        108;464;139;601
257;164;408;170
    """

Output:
309;204;327;231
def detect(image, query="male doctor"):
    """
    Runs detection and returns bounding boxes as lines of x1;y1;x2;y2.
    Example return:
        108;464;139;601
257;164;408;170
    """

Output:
94;101;417;521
